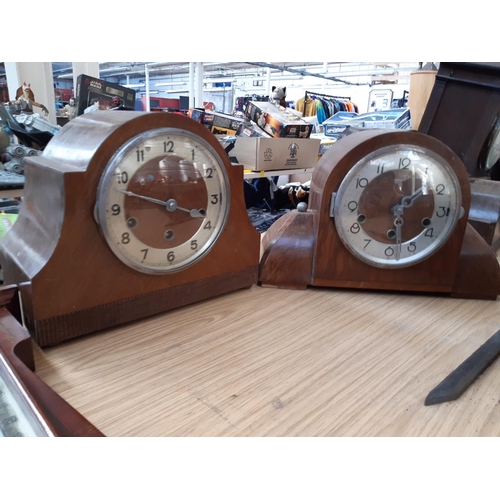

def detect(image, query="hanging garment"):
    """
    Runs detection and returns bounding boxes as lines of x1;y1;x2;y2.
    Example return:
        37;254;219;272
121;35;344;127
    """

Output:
315;99;327;124
296;97;317;117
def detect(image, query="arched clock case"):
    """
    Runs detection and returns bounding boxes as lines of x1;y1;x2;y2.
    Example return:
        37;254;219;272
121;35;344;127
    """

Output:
0;112;261;346
259;129;500;299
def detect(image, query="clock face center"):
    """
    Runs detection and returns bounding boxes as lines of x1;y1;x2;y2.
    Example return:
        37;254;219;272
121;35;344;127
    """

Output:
124;154;208;249
358;169;435;244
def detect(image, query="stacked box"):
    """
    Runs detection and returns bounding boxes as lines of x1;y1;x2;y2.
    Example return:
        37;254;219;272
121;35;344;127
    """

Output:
75;74;136;115
188;109;248;135
231;137;320;171
236;122;273;138
245;101;313;139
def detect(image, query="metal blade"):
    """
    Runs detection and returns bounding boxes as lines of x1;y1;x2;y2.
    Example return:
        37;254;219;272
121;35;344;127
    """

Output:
424;328;500;406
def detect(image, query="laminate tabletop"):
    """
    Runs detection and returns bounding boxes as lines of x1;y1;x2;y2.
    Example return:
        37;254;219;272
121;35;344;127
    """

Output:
33;285;500;437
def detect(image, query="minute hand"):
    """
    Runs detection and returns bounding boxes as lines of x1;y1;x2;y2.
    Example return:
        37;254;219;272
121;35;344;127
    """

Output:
118;189;168;206
116;189;206;219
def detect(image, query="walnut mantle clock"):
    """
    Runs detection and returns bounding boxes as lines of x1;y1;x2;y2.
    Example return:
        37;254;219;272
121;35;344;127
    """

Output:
259;129;500;299
0;111;260;346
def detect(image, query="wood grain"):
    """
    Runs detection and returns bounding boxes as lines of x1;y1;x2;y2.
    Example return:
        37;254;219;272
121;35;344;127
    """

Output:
33;285;500;436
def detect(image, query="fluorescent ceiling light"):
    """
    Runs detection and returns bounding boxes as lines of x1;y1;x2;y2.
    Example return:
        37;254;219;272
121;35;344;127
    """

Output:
203;78;236;84
123;83;145;88
203;88;234;92
164;89;190;94
155;82;188;87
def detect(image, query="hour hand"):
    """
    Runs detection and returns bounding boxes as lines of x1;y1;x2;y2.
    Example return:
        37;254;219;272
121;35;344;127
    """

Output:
394;207;403;261
165;199;206;219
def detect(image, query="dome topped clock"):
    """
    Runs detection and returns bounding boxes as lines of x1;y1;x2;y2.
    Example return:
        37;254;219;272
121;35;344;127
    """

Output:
0;112;261;346
259;129;500;300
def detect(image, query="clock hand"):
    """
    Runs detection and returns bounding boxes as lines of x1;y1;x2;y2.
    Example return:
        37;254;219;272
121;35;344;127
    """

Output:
394;207;404;261
391;183;429;215
118;189;168;206
116;189;206;219
400;186;424;208
165;199;206;219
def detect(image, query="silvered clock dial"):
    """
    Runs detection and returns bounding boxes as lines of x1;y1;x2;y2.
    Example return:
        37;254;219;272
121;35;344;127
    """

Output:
333;144;462;268
95;127;230;274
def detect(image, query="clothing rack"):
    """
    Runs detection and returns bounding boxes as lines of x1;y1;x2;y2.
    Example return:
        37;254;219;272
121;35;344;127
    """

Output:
304;90;351;101
299;90;357;124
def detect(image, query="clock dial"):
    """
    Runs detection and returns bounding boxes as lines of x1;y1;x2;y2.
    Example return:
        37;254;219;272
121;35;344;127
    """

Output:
333;145;462;268
96;127;230;274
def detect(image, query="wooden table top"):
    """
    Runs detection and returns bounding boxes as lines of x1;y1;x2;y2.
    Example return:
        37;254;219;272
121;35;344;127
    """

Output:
33;284;500;437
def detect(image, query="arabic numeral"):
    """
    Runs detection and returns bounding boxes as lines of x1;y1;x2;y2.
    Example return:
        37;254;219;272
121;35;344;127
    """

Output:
204;221;212;230
205;168;213;178
376;164;385;174
163;141;174;153
436;206;450;218
167;251;175;262
436;184;445;195
363;239;371;249
111;204;121;216
355;178;368;189
211;194;220;205
136;149;144;162
117;171;128;184
398;158;411;169
347;201;358;212
408;242;417;252
350;223;361;234
121;232;130;244
140;249;148;261
384;246;395;257
425;228;434;238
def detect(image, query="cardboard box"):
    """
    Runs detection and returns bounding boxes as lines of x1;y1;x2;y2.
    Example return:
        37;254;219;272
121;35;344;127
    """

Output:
75;74;136;115
231;137;320;171
323;109;412;138
209;111;247;135
188;107;206;122
188;109;248;135
245;101;313;139
236;122;273;138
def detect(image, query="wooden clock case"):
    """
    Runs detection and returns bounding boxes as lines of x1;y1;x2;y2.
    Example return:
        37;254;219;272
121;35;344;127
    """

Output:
259;129;500;300
0;112;261;346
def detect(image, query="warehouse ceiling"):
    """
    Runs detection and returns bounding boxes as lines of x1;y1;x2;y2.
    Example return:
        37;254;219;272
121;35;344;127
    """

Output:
51;62;421;86
0;62;423;88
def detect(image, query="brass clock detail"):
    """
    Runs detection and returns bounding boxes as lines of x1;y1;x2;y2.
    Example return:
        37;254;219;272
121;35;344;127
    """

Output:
259;129;500;299
0;112;260;346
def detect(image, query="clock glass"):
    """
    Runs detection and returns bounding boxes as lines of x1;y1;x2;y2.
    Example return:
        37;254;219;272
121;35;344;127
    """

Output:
484;118;500;171
333;145;462;268
0;352;53;437
96;127;230;274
